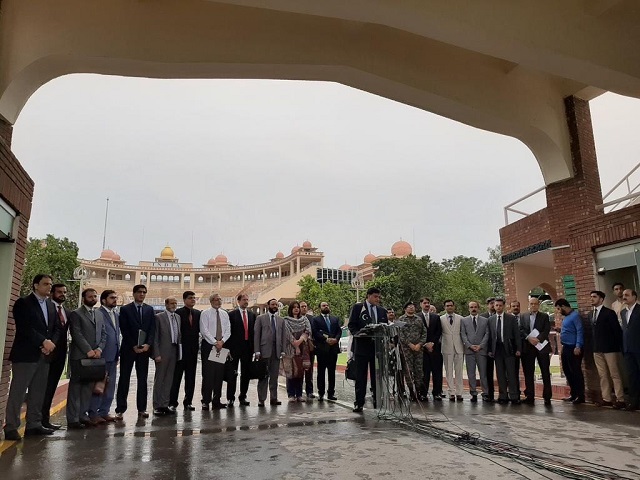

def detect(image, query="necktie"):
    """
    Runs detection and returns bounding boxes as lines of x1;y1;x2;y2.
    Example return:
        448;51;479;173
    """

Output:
497;315;502;342
215;309;222;341
171;313;178;344
593;308;598;325
109;309;116;328
242;310;249;341
189;310;193;328
424;313;429;328
449;315;453;326
325;315;331;331
57;306;65;326
369;305;377;324
137;305;143;323
473;316;477;331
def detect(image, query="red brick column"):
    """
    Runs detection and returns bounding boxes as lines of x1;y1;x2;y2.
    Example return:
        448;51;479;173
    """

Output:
0;117;34;426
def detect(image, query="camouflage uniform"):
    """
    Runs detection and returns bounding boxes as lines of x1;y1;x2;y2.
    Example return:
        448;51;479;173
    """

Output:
398;314;428;398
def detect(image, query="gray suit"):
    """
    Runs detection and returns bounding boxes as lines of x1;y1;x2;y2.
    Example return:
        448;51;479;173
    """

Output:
66;305;107;424
254;312;286;403
460;315;489;396
153;310;181;409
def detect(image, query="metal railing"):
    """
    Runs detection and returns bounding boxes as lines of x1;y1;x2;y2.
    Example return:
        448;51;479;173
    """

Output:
599;162;640;213
503;186;545;225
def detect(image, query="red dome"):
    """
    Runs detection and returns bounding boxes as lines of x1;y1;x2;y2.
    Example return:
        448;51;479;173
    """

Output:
363;253;377;264
215;254;228;264
391;240;412;257
339;263;353;271
112;252;122;261
275;251;284;259
302;240;312;248
291;245;301;254
207;257;217;266
100;249;116;260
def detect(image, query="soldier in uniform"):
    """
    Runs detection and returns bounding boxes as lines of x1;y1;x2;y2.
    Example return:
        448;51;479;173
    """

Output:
397;301;428;400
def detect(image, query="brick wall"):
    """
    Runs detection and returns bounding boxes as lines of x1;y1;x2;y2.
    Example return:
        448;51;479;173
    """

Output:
0;119;34;426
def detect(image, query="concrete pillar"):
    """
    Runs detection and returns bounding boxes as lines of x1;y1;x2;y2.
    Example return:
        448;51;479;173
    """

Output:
296;256;301;273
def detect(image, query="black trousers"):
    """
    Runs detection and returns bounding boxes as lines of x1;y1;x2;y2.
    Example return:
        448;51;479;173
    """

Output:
226;350;253;401
169;351;198;407
485;355;495;399
201;342;225;405
316;350;338;397
354;353;376;407
522;346;552;400
494;343;519;401
561;344;584;400
41;352;66;423
116;351;150;414
624;352;640;408
423;350;443;396
304;351;315;395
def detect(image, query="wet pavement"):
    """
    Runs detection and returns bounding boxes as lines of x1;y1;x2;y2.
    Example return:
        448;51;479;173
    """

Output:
1;367;639;480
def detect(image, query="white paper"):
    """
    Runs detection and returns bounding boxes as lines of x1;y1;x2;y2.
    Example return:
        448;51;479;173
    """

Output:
535;340;549;351
208;347;230;364
527;328;540;339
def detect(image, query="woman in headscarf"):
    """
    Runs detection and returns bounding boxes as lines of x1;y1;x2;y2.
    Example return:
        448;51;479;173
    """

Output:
282;301;312;402
397;301;428;401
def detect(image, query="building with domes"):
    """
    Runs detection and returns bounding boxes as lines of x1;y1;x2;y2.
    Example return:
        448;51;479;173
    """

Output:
350;240;414;282
80;241;324;310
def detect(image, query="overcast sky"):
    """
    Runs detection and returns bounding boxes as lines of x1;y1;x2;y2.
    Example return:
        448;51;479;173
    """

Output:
11;75;640;269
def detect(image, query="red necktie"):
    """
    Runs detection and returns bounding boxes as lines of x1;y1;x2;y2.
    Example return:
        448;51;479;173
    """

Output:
242;310;249;340
57;306;65;326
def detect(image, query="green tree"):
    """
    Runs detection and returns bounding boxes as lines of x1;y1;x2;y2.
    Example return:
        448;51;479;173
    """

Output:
296;275;356;324
440;255;494;316
477;245;504;297
21;234;80;306
366;255;446;314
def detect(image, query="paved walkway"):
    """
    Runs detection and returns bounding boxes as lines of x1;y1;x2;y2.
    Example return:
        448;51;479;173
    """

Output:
1;366;639;479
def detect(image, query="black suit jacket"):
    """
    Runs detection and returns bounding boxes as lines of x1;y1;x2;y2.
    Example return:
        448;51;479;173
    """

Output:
311;314;341;355
417;311;442;353
592;306;622;353
175;306;201;358
227;308;256;356
348;302;388;357
49;301;71;360
10;293;59;363
518;311;551;354
119;302;156;356
622;304;640;354
489;313;521;357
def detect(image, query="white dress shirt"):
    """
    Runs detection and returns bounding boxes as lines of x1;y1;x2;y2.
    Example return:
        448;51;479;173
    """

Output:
200;307;231;345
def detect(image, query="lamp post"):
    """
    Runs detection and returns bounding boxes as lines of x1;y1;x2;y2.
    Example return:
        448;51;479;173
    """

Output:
73;266;90;307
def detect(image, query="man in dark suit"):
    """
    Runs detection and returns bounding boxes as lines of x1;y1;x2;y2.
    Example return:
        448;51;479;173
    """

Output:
311;301;341;401
41;283;71;430
621;289;640;411
590;290;624;408
88;289;120;422
4;274;58;441
66;288;107;429
519;297;552;405
488;298;521;404
170;290;200;411
226;293;256;406
349;287;388;413
254;298;286;407
417;297;443;401
115;284;156;419
300;301;316;399
480;297;496;401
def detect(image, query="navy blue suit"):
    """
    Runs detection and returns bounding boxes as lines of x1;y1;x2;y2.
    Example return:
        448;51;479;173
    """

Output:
116;302;155;414
348;302;388;408
89;306;120;419
311;314;341;397
622;304;640;409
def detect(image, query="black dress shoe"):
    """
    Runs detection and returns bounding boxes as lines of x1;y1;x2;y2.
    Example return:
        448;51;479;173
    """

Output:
67;422;85;430
307;393;316;399
318;396;324;402
25;426;54;436
433;395;442;402
562;396;575;402
202;403;210;411
3;429;21;441
456;395;463;402
572;397;585;405
212;403;227;409
511;399;522;405
227;401;235;408
42;422;62;430
167;406;177;413
258;402;265;407
184;405;196;411
153;409;167;416
449;396;456;402
522;398;535;405
270;400;282;406
470;395;478;403
497;399;509;405
328;395;338;401
239;400;250;406
352;405;364;413
544;399;552;406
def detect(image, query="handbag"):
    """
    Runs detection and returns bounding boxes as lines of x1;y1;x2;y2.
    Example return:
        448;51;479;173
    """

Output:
223;357;237;383
345;358;357;381
248;359;268;380
78;358;107;382
93;374;109;395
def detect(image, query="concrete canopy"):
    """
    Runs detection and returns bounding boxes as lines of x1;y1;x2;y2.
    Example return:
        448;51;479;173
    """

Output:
1;0;640;184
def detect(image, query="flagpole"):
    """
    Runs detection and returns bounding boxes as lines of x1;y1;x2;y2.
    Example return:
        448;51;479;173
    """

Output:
102;197;109;250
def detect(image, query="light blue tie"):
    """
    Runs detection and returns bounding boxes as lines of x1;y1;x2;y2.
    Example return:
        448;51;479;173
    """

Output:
325;315;331;332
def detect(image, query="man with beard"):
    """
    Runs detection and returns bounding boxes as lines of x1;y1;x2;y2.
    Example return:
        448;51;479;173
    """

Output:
417;297;443;401
170;290;200;411
226;293;256;407
311;302;341;401
254;298;286;407
299;301;316;400
480;297;496;402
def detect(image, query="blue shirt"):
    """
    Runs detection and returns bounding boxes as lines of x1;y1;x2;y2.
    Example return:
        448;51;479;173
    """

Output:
560;310;583;348
35;293;49;326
